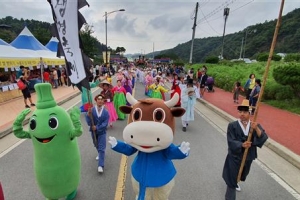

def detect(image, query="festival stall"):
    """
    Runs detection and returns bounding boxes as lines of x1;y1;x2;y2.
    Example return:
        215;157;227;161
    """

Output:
0;27;65;103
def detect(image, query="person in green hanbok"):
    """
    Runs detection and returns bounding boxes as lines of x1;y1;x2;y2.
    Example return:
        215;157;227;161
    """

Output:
149;77;172;99
112;80;127;120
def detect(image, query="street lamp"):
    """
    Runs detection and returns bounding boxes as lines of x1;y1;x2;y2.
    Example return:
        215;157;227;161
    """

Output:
242;28;257;60
104;9;125;70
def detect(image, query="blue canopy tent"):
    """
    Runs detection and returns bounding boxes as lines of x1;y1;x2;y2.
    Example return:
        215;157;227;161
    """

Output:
45;37;59;53
10;27;64;84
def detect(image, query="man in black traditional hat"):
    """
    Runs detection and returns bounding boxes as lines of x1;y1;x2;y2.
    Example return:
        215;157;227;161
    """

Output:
222;99;268;200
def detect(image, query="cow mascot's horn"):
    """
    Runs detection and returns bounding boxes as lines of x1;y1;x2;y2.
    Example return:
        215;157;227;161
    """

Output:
164;93;179;108
126;92;138;106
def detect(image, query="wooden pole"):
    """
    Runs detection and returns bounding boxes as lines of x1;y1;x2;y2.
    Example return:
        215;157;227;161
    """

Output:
87;89;98;148
237;0;285;182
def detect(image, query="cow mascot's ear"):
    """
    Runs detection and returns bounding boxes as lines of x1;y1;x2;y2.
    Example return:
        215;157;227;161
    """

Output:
108;92;190;200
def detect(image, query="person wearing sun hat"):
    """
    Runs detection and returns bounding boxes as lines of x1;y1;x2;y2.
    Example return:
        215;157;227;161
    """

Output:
222;99;268;200
99;80;118;127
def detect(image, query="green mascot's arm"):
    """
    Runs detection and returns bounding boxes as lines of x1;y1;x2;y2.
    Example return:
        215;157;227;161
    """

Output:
90;79;100;88
13;108;31;139
69;107;83;139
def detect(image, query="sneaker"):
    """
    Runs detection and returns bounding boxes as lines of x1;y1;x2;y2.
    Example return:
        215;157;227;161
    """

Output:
182;127;187;132
30;103;35;106
98;166;103;173
236;183;241;192
96;156;99;160
25;105;30;108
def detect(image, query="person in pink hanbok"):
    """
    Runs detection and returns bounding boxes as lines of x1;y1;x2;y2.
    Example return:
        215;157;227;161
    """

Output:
99;80;118;127
112;80;127;120
145;71;153;97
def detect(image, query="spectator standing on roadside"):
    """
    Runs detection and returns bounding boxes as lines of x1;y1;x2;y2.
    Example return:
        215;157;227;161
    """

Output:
244;74;256;100
233;81;244;104
199;69;208;98
19;76;35;108
249;79;261;115
52;68;58;89
57;68;62;86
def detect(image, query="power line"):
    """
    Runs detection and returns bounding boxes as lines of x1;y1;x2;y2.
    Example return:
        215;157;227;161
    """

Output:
198;0;254;26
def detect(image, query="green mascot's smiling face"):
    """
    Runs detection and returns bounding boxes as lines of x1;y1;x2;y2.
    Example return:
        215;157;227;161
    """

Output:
29;107;73;145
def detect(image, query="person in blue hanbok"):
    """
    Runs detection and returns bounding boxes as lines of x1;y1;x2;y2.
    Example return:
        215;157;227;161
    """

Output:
181;79;198;132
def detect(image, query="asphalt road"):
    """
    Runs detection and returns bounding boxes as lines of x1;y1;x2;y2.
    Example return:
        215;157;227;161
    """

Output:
0;81;298;200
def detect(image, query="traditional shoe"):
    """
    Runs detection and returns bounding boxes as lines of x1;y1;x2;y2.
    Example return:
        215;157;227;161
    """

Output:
30;103;35;106
98;166;103;173
96;156;99;160
182;127;187;132
236;183;241;192
25;105;30;108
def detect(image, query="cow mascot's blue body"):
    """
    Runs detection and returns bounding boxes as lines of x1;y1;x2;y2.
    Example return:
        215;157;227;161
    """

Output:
109;93;190;200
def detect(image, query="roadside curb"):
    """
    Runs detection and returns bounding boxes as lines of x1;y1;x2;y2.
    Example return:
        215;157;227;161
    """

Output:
0;90;81;139
197;98;300;170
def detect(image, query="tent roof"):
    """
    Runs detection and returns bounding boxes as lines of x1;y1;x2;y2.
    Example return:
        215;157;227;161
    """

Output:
45;37;59;52
10;26;49;51
10;26;58;58
0;38;35;58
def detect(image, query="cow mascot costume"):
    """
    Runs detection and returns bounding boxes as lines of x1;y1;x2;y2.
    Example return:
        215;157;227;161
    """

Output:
109;93;190;200
13;83;82;200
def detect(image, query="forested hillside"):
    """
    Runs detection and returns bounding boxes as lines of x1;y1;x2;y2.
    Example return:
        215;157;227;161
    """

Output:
160;7;300;62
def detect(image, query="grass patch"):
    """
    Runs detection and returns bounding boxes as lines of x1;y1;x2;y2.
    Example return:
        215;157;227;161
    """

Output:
263;99;300;115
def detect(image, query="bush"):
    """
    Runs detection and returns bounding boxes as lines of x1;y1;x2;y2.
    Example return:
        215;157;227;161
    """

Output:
257;52;282;61
284;53;300;62
273;63;300;98
205;56;219;64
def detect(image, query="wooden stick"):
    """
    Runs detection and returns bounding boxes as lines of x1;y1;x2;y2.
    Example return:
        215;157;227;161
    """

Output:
237;0;285;182
87;89;98;148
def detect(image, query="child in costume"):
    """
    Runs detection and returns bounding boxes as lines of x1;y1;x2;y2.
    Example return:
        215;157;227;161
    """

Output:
85;94;109;173
145;71;153;97
112;80;127;120
148;77;171;99
108;93;190;200
13;83;82;200
181;79;199;132
106;73;112;84
100;80;118;127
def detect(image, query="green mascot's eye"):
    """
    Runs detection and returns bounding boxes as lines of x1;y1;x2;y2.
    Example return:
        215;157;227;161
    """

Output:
49;117;59;129
29;119;36;130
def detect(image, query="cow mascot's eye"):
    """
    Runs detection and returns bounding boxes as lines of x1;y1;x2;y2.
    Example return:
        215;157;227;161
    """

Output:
153;108;166;123
49;117;59;130
132;108;142;122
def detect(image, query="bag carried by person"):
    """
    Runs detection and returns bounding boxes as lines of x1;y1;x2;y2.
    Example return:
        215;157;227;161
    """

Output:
17;80;27;90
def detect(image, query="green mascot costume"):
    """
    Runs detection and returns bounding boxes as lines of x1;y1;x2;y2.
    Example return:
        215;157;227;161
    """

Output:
13;83;82;200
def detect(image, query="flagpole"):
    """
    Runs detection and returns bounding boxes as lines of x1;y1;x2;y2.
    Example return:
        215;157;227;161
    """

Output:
87;89;98;148
237;0;285;182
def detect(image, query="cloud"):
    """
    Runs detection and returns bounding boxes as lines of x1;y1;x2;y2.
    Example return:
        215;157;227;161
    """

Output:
0;0;300;54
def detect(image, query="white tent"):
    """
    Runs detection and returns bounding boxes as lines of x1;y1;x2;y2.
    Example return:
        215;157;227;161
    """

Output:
0;39;35;58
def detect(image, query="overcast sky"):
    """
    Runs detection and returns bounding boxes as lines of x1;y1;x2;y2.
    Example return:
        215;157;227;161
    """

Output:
0;0;300;54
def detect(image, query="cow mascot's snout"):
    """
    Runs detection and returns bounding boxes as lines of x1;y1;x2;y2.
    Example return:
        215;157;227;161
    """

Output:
109;93;190;200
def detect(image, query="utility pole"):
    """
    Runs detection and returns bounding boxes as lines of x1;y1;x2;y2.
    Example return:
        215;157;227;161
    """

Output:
239;37;244;59
220;7;230;60
152;42;154;60
189;2;199;64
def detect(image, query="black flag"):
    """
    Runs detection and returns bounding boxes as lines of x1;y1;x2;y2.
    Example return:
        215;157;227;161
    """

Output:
47;0;92;91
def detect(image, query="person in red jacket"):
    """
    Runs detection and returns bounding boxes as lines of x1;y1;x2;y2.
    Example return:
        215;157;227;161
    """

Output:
43;70;50;83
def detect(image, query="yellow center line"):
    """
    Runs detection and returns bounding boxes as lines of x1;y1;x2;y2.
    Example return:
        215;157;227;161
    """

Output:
114;87;136;200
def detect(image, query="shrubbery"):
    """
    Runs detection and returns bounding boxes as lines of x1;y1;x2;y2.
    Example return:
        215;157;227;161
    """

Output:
257;52;282;62
205;56;219;64
284;53;300;62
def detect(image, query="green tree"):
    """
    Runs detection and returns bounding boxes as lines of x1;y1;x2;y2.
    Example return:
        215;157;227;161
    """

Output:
273;63;300;98
80;24;100;59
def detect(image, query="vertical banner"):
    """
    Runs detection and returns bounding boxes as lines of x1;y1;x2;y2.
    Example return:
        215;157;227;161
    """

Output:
49;0;86;84
102;51;111;64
